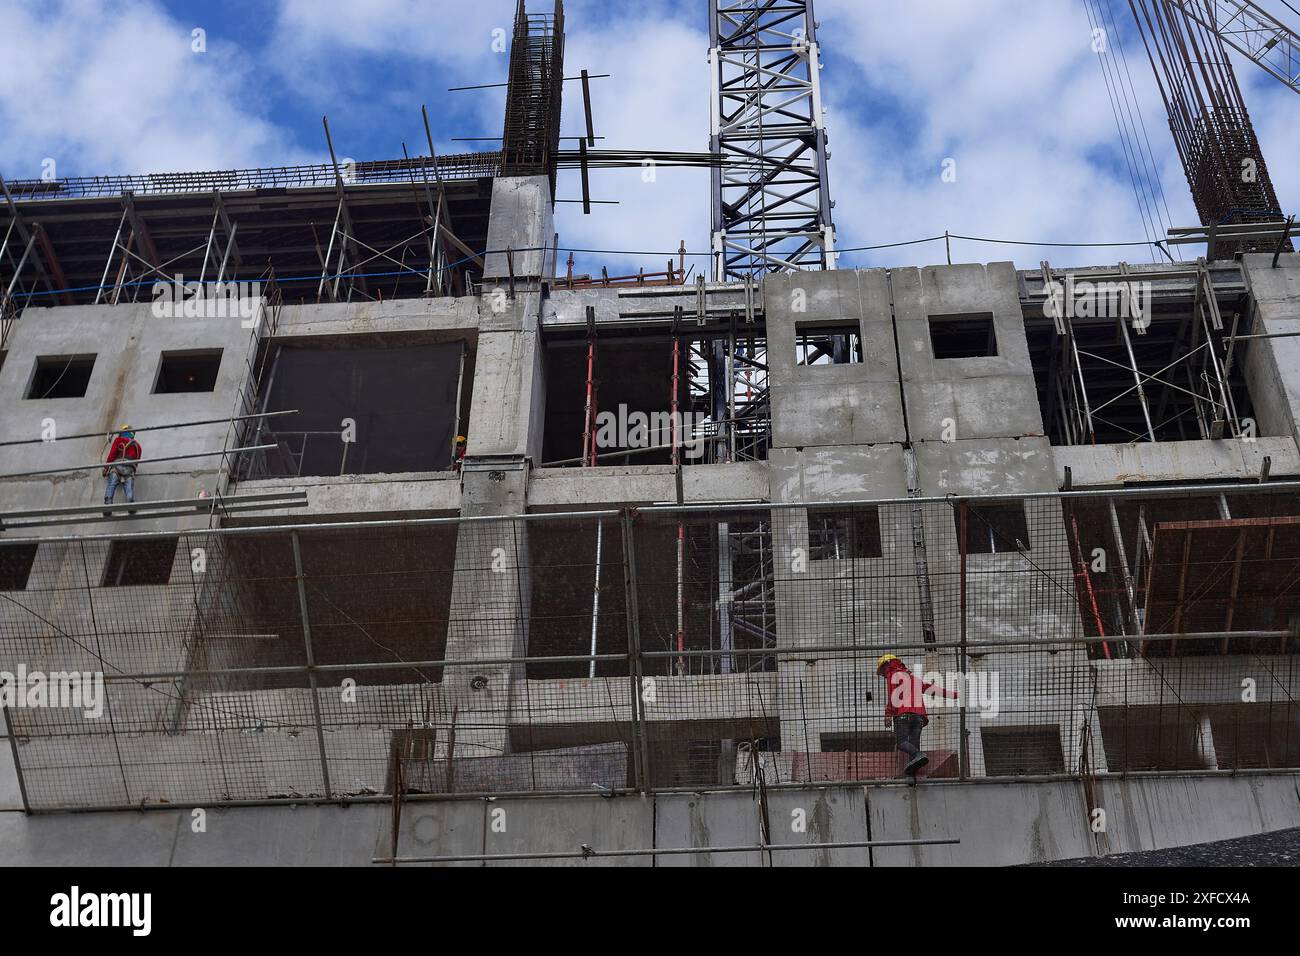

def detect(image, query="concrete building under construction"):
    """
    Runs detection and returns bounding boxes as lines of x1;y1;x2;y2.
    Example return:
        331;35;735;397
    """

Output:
2;0;1300;866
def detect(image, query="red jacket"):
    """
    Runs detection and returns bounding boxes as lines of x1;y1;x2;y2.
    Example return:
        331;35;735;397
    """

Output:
882;660;958;725
106;435;141;464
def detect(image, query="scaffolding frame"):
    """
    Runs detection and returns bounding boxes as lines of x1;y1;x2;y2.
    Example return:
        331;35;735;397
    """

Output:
1038;260;1254;444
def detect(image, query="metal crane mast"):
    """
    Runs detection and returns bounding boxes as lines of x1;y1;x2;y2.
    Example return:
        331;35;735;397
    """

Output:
1130;0;1294;255
708;0;835;282
1166;0;1300;94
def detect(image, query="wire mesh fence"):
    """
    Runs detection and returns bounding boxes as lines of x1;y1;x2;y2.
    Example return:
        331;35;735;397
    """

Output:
2;484;1298;811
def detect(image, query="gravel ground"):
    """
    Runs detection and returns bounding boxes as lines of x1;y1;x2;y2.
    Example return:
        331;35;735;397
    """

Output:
1033;827;1300;866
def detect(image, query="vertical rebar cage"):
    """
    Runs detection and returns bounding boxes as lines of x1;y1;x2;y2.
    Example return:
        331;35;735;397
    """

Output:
709;0;835;281
1130;0;1294;254
500;0;566;194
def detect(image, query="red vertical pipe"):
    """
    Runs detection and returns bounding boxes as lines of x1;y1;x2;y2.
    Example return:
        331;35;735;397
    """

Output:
673;334;685;675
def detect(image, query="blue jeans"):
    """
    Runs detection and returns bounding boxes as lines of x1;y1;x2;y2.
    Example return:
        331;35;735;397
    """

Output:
104;470;135;505
893;714;925;759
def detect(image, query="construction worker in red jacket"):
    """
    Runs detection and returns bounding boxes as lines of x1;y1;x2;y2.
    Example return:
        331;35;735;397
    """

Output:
877;653;959;776
102;425;142;510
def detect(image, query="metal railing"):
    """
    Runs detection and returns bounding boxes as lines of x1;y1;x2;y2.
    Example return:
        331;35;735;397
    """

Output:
2;152;503;203
2;483;1298;812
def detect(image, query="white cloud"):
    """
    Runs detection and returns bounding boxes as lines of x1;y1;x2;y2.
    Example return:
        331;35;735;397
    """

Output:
0;0;308;178
810;0;1205;268
2;0;1293;274
552;10;711;278
267;0;515;153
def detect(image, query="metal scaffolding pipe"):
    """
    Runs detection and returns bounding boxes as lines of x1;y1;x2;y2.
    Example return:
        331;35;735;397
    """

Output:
374;836;961;865
0;409;297;448
0;444;277;480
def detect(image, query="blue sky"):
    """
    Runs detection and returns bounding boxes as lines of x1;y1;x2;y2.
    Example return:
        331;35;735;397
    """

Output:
1;0;1297;277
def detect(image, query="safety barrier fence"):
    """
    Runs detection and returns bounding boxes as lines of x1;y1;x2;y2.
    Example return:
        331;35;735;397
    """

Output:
1;483;1298;811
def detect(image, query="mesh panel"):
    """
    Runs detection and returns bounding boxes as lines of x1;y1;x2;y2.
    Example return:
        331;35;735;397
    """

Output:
1;488;1298;810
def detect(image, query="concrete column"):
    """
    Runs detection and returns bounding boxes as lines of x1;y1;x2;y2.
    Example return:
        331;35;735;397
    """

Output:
1240;254;1300;448
435;179;552;763
1195;712;1218;770
440;461;531;760
481;176;554;283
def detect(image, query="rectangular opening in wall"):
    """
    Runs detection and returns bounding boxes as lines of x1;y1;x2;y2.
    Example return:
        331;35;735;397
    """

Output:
527;515;629;679
1098;705;1210;771
540;333;690;467
154;349;222;393
647;724;773;788
981;726;1065;775
26;354;95;399
1209;704;1300;769
929;313;997;359
631;510;779;676
795;322;862;366
102;537;178;587
957;502;1030;554
0;543;38;591
187;526;456;692
1026;296;1261;446
246;341;469;478
808;507;883;559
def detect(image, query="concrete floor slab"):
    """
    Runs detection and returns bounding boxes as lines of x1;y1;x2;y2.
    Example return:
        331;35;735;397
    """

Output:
1095;774;1300;855
0;809;182;867
386;799;486;867
483;794;654;866
0;743;23;811
655;791;763;866
170;803;387;867
764;787;871;866
867;781;1094;867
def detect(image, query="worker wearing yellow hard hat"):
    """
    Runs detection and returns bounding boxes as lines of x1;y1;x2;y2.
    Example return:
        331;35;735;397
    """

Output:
878;651;958;779
103;425;143;514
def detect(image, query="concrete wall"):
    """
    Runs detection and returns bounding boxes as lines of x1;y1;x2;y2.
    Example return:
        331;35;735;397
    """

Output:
272;296;478;341
766;268;905;449
1241;253;1300;446
4;772;1298;866
893;262;1044;443
1053;436;1299;487
0;300;258;536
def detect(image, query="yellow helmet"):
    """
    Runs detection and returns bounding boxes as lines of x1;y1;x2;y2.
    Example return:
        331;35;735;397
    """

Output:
876;653;901;675
118;424;134;433
455;435;467;443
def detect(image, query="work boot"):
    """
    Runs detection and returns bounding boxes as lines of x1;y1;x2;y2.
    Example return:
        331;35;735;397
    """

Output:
904;753;929;776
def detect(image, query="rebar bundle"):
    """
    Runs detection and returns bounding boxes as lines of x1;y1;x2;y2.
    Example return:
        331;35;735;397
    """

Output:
1130;0;1293;255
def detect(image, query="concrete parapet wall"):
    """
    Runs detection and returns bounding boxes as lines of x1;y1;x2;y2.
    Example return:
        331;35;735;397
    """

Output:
4;774;1298;866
